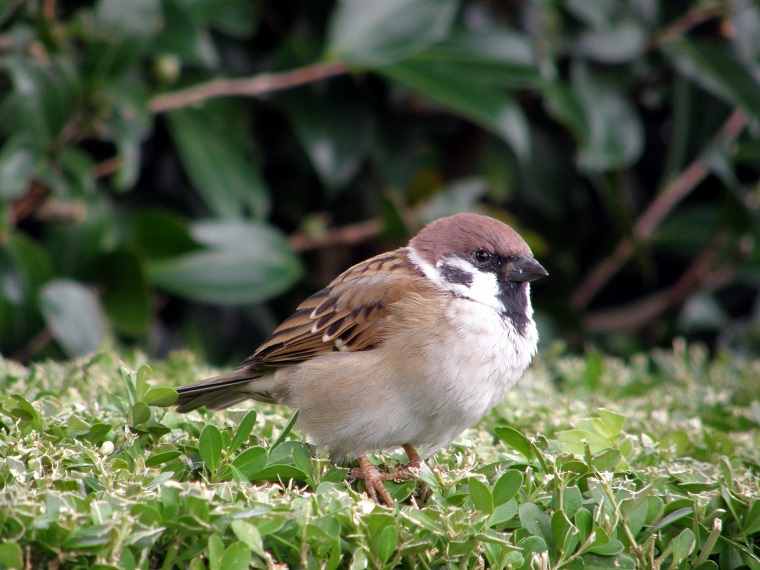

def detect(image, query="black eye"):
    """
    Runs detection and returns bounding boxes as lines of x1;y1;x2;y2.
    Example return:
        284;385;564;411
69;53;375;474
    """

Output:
473;250;491;264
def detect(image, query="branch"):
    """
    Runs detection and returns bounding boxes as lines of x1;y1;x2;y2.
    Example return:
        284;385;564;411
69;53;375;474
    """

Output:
149;61;349;114
647;3;724;49
570;108;748;310
289;218;381;252
584;234;733;332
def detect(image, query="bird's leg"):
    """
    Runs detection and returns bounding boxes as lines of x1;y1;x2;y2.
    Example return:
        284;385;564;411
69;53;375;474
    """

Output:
350;456;395;507
402;444;423;469
349;446;425;506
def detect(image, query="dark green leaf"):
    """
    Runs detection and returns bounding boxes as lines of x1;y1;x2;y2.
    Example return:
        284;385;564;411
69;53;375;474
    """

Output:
3;58;75;143
39;279;109;357
97;249;150;336
277;88;372;193
666;38;760;122
0;135;41;200
166;107;270;220
133;210;200;260
381;62;531;159
154;0;218;67
545;63;644;171
93;0;161;38
147;220;302;305
326;0;457;66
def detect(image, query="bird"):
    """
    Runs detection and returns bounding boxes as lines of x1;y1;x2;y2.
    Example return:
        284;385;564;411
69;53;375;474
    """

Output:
174;213;547;506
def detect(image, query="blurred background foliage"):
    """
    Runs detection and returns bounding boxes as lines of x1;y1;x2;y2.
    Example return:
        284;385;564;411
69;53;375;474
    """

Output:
0;0;759;363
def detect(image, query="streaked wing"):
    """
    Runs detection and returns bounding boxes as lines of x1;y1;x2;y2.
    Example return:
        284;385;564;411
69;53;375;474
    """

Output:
247;247;426;368
174;247;429;411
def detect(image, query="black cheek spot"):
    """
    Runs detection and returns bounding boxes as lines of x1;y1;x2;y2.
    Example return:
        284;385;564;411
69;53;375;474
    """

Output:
439;262;474;286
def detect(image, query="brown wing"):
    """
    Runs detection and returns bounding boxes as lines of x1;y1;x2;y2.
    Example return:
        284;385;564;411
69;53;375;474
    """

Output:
246;247;426;368
174;247;430;411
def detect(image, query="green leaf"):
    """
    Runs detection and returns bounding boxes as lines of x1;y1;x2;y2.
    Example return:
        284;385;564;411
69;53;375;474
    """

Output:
207;534;224;570
145;450;182;467
468;477;494;514
0;135;41;200
381;64;531;159
166;107;270;219
494;426;532;458
377;525;397;565
277;88;372;193
518;503;555;552
270;410;299;451
231;520;264;558
220;541;250;570
97;248;150;336
493;470;523;506
670;528;696;564
133;210;200;260
130;401;151;425
0;542;23;569
557;429;613;456
489;498;518;527
587;537;624;556
147;221;302;305
229;409;258;453
199;424;223;474
545;63;644;172
325;0;457;66
39;279;109;357
666;38;760;122
3;58;75;143
142;387;178;407
231;447;267;478
552;509;579;557
94;0;160;38
596;408;626;438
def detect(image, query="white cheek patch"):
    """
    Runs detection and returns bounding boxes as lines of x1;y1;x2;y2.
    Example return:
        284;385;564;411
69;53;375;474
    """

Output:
438;256;502;309
407;247;504;311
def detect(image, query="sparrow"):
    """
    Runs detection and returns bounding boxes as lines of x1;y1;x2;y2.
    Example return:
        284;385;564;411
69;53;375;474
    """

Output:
174;213;547;506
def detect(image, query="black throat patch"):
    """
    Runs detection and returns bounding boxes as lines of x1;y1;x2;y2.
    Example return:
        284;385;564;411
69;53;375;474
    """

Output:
498;281;530;336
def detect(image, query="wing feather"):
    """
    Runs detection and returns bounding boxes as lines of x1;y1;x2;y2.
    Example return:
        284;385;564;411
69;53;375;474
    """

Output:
249;248;428;368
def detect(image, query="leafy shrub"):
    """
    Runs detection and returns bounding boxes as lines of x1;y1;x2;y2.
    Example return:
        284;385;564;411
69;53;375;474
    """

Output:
1;0;759;360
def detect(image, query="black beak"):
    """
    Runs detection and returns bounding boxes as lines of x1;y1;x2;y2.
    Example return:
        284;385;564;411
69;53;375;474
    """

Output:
501;254;548;283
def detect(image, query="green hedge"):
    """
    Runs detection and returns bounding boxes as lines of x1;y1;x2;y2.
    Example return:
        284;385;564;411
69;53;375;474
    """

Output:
1;1;759;360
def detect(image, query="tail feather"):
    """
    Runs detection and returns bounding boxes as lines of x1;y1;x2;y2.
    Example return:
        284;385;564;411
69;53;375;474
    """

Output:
175;368;276;413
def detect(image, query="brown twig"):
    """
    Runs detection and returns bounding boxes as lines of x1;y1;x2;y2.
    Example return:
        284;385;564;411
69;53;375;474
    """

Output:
289;219;382;252
570;108;748;310
584;234;733;332
647;3;724;49
149;61;349;114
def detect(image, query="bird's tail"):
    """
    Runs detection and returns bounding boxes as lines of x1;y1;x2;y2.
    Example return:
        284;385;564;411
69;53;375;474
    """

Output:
174;368;276;413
